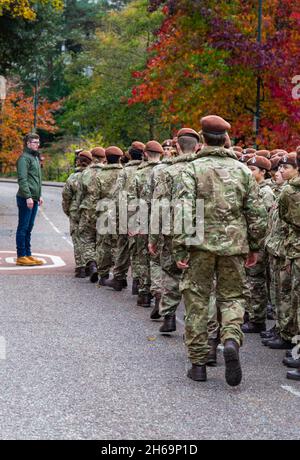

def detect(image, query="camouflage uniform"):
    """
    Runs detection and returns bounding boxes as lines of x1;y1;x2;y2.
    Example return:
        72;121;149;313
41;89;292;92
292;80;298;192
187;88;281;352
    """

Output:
172;146;268;365
246;180;275;324
62;168;83;268
77;163;103;266
129;160;160;296
279;176;300;337
112;160;142;281
95;163;123;277
150;154;196;316
265;185;292;339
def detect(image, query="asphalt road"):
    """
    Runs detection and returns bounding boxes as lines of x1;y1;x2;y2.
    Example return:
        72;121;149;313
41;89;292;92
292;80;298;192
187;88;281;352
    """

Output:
0;181;299;440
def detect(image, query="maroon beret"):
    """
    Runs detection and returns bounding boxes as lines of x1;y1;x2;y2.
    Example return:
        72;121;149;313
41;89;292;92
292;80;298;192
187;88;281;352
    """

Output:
247;155;271;171
78;150;92;162
240;153;255;163
145;140;164;155
105;146;123;157
177;128;200;142
256;150;271;159
201;115;231;135
245;148;257;154
131;141;145;151
279;153;297;167
91;147;105;158
162;139;173;148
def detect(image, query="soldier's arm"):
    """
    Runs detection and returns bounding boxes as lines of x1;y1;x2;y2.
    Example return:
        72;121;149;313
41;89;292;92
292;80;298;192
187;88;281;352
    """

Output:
279;186;300;229
149;169;171;246
244;174;268;251
61;180;73;216
172;166;196;263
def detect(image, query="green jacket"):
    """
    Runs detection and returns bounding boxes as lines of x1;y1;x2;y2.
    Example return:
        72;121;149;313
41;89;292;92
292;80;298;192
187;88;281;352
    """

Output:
16;147;42;201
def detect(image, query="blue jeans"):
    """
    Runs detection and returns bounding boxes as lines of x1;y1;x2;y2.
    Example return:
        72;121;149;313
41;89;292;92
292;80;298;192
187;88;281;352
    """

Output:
16;196;39;258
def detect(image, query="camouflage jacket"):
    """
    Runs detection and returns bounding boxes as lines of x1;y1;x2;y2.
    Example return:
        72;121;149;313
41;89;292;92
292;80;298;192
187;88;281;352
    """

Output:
61;168;82;218
95;163;123;216
115;160;142;196
78;164;103;214
150;153;196;245
278;176;300;259
258;180;275;212
265;185;288;258
172;146;268;261
128;160;160;233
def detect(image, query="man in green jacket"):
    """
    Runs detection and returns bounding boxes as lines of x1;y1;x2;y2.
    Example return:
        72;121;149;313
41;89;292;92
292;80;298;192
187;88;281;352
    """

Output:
16;133;44;266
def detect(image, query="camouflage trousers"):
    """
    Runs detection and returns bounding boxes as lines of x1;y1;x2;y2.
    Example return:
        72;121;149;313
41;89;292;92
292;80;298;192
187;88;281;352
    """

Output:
113;234;130;280
282;258;300;339
269;256;294;340
96;232;118;277
69;215;83;268
78;210;97;266
159;237;182;316
136;235;161;295
180;251;245;366
246;251;268;324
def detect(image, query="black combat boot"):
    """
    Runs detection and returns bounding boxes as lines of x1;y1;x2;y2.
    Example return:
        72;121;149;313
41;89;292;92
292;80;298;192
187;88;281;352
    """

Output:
75;266;86;278
242;321;266;333
260;325;277;339
223;339;242;387
122;279;128;288
141;293;152;308
132;279;139;295
282;356;300;368
75;267;81;277
286;368;300;381
267;337;293;350
187;364;207;382
243;311;250;324
206;337;219;366
87;261;98;283
137;294;143;306
104;277;123;291
286;350;293;358
98;274;109;286
159;314;176;333
150;294;161;320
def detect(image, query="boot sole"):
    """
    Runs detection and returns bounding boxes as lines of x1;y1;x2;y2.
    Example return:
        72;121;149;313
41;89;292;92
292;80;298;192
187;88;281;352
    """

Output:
90;273;99;283
286;373;300;381
187;370;207;382
223;346;242;387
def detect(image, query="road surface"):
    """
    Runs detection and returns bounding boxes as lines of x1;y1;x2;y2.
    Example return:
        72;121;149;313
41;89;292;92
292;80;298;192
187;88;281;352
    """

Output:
0;182;299;440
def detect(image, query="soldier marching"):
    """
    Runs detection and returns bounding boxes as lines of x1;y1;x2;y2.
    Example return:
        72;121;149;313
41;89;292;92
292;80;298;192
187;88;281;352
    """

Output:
61;117;300;385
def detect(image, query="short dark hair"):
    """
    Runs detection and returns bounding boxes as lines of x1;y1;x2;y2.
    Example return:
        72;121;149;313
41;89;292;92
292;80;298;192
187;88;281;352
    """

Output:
24;133;40;147
129;148;143;161
203;132;226;147
178;136;198;153
107;154;120;164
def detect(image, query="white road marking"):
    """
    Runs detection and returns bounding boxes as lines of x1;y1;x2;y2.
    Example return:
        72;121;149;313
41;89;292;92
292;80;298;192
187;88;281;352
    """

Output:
176;317;185;327
40;209;73;247
0;251;65;270
281;385;300;398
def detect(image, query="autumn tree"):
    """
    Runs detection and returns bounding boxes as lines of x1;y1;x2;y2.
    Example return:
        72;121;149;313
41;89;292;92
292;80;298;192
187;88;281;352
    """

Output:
129;0;300;149
0;89;60;173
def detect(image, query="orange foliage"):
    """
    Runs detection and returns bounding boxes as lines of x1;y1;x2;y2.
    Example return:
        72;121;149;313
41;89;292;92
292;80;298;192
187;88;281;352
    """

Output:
0;90;61;172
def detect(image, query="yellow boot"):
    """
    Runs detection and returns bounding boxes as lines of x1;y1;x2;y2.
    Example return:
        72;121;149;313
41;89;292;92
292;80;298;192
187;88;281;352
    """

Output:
27;256;44;265
16;256;38;266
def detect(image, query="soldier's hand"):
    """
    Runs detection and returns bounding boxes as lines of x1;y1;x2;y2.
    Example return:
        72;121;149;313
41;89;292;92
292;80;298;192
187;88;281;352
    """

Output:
148;243;157;256
245;252;258;268
176;259;189;270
